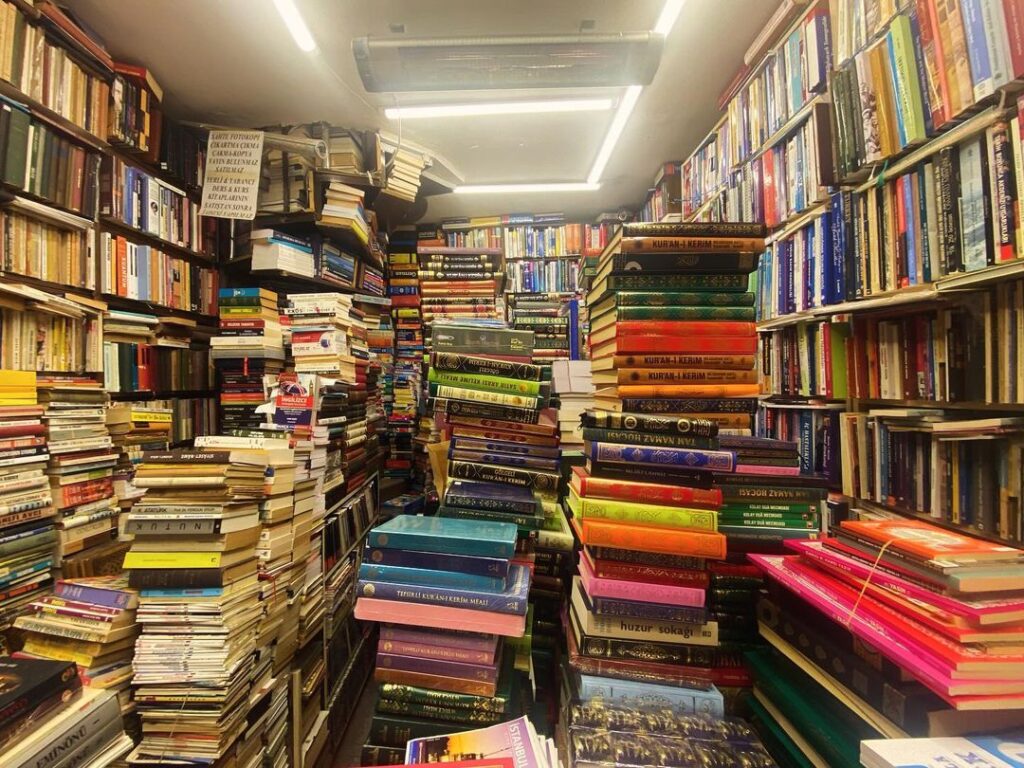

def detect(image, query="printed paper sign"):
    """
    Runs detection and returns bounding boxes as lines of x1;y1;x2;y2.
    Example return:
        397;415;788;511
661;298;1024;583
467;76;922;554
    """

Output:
199;130;264;219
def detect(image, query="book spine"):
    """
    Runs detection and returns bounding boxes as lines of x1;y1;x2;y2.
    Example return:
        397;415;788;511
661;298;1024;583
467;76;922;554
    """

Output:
374;697;503;725
372;664;499;695
606;274;750;291
429;352;541;381
572;493;717;531
581;568;707;607
378;639;495;665
579;519;727;559
357;578;526;616
619;236;765;252
52;582;131;609
359;563;506;593
611;252;757;273
443;491;540;516
431;385;540;409
447;460;559;494
376;652;499;683
437;505;544;531
365;547;510;580
378;625;498;653
614;291;757;307
576;632;718;666
589;442;735;471
577;474;722;507
990;121;1016;261
615;305;756;320
366;715;464;749
377;682;508;713
575;674;724;717
615;369;758;385
613;336;758;354
621;222;766;237
428;369;542;397
590;560;711;590
584;410;719;437
589;594;707;624
612;354;756;370
579;427;714;450
441;399;541;425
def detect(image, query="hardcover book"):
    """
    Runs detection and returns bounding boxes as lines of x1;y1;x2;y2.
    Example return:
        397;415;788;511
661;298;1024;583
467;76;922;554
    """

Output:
366;515;518;559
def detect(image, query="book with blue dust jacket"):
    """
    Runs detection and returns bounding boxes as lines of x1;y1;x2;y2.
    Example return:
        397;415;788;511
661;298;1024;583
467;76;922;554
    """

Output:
359;563;531;615
366;515;518;559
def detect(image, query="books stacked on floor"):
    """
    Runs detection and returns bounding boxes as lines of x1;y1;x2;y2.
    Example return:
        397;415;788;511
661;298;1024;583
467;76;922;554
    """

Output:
125;441;276;766
248;228;316;278
508;294;573;362
0;371;55;650
387;230;423;486
14;577;140;727
361;296;394;476
214;288;285;431
355;515;531;764
563;700;776;768
747;517;1024;764
552;360;594;451
417;245;503;328
0;658;133;767
105;404;172;530
39;378;121;576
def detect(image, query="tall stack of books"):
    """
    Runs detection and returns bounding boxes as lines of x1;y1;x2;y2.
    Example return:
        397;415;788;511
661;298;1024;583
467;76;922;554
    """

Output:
387;229;423;486
552;360;594;450
418;246;503;326
0;658;133;766
105;404;172;532
355;515;530;765
13;577;140;728
508;295;573;362
361;296;394;477
750;517;1024;764
39;378;121;577
0;371;55;650
213;288;285;432
125;442;274;766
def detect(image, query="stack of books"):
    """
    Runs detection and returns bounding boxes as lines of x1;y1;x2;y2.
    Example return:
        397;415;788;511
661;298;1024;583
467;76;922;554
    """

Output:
355;515;530;764
749;517;1024;760
552;360;594;449
105;404;172;524
387;231;423;485
125;443;274;765
249;228;316;278
361;296;394;475
418;246;503;325
508;295;573;361
0;657;133;767
381;147;426;203
39;378;121;576
13;577;140;724
0;371;55;649
321;182;371;246
213;288;285;431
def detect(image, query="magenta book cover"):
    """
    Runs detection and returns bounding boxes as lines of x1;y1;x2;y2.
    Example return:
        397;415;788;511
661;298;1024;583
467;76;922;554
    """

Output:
405;716;545;766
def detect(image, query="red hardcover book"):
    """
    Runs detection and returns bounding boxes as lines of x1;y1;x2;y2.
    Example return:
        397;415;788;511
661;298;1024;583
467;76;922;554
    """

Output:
841;519;1024;564
609;320;755;337
570;466;721;508
916;0;951;128
1004;0;1024;79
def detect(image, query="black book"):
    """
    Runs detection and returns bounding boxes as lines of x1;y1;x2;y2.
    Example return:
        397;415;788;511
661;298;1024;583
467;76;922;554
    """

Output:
0;657;81;732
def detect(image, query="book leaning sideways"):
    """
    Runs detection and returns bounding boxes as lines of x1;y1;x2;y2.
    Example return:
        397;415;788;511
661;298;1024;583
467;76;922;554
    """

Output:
861;733;1024;768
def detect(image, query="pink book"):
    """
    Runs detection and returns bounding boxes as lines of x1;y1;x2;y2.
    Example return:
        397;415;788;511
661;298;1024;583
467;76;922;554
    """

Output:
750;554;1024;709
379;625;499;654
788;539;1024;627
735;464;801;475
355;597;526;637
578;554;706;608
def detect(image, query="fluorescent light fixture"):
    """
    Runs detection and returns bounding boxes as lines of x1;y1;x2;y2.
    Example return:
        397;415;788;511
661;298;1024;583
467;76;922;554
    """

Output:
272;0;317;52
455;183;601;194
385;98;613;120
654;0;686;35
587;85;642;185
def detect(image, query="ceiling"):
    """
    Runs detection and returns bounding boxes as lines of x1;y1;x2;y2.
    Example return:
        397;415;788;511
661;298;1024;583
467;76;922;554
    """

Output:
63;0;778;223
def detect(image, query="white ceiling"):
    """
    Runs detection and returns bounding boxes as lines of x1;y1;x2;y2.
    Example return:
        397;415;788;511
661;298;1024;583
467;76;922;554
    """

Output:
63;0;778;223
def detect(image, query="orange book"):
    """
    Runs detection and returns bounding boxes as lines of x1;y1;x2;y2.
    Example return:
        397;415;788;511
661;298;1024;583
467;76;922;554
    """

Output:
615;384;761;398
610;321;755;337
615;369;758;385
618;236;765;253
450;426;559;447
840;519;1024;565
570;516;727;559
612;353;757;369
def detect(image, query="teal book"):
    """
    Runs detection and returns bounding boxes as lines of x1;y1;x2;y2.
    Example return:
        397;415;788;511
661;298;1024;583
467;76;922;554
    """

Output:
358;561;508;593
366;515;518;559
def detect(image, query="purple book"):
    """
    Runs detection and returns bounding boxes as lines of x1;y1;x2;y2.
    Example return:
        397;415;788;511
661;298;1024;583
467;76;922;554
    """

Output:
54;579;137;610
377;636;497;665
376;651;500;683
380;625;499;654
364;544;510;581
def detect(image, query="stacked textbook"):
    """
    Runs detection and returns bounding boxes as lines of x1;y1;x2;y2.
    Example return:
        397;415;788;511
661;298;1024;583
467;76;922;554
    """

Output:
749;517;1024;767
355;515;531;765
213;287;285;431
124;442;277;765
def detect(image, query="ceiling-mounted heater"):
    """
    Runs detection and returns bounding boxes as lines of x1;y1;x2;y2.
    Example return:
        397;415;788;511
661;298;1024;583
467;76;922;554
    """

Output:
352;33;665;92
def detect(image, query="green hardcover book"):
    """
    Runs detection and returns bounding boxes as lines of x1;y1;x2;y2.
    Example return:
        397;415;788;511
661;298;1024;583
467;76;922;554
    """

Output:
5;110;29;189
567;487;718;531
375;698;504;725
427;368;544;397
378;656;515;714
716;515;818;530
609;305;756;321
596;273;750;294
718;502;819;515
360;745;406;765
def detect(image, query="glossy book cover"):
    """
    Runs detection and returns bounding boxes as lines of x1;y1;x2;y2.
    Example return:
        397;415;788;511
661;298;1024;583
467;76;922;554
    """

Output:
367;515;518;559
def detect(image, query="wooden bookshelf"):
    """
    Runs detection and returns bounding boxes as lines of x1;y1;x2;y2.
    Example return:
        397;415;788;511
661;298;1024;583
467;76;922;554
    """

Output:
99;217;216;265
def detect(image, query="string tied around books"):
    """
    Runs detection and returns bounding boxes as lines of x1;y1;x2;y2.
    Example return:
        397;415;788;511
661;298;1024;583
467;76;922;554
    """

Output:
844;537;896;629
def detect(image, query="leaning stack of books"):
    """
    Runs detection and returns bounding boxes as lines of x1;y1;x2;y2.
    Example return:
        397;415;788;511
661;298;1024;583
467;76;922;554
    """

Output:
748;517;1024;764
105;403;172;533
39;377;121;576
124;443;273;766
387;231;423;486
509;295;572;363
0;657;133;766
13;576;140;727
0;371;55;650
213;288;285;431
355;515;531;765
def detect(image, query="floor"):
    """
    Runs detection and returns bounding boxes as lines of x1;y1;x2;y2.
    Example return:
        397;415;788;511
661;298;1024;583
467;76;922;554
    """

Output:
330;676;378;767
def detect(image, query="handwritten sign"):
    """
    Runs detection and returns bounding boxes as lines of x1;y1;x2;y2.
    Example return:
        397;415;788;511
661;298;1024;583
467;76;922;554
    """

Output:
199;130;264;220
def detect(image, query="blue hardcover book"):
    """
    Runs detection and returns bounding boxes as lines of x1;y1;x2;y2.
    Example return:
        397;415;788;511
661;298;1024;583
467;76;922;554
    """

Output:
364;544;510;580
587;442;735;472
449;438;560;459
358;563;530;616
366;515;518;559
219;287;264;298
576;674;725;718
798;411;814;475
358;562;508;593
581;588;707;625
903;176;918;285
444;480;540;516
959;0;996;101
568;299;580;360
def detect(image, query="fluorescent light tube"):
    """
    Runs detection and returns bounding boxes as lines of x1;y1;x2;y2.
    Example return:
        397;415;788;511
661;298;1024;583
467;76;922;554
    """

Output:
455;183;601;194
385;99;613;120
654;0;686;35
587;85;642;185
272;0;317;52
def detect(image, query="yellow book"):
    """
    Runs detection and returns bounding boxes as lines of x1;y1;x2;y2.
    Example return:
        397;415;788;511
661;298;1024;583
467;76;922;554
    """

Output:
567;487;718;532
122;551;223;569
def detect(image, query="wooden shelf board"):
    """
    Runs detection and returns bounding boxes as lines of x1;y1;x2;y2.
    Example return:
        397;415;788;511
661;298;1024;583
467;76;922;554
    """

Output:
100;216;216;264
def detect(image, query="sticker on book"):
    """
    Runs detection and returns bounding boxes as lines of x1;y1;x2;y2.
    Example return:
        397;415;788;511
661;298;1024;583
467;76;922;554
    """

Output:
200;130;265;220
